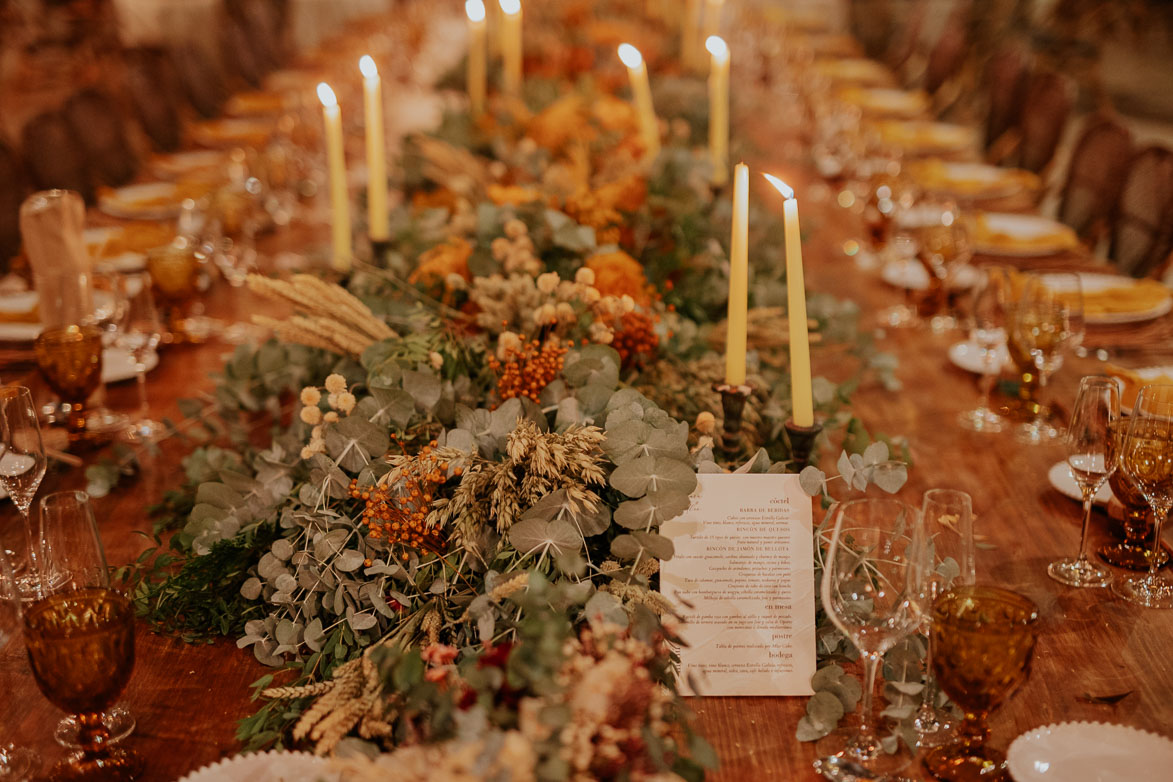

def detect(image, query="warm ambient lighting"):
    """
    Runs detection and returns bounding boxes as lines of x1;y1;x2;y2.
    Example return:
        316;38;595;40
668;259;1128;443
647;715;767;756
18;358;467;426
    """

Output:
316;82;337;108
705;35;728;61
763;173;795;200
465;0;485;22
499;0;520;15
617;43;643;69
359;55;378;79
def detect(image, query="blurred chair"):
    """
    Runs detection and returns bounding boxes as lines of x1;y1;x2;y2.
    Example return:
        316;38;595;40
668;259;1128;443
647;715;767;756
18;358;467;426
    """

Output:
124;48;185;152
848;0;895;61
983;45;1030;150
0;141;29;269
63;88;138;188
1057;116;1132;244
1111;146;1173;278
234;0;288;71
20;110;94;203
173;44;230;118
884;0;927;74
923;4;970;95
221;10;269;87
1017;70;1074;174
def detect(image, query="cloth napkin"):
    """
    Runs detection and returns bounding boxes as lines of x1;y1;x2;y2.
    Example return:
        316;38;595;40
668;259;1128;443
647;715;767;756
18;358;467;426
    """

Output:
19;189;93;329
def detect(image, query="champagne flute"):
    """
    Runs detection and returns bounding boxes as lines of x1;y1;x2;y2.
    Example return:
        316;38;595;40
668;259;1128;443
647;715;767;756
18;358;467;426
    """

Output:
1009;274;1082;444
33;325;104;446
22;490;143;780
957;267;1011;433
0;549;39;779
113;273;164;443
914;489;976;747
1049;376;1118;587
814;498;926;781
0;386;48;597
1112;384;1173;609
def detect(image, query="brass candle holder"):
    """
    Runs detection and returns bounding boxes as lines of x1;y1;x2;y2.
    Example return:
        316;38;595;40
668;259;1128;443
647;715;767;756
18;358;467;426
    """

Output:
785;418;823;469
713;382;751;460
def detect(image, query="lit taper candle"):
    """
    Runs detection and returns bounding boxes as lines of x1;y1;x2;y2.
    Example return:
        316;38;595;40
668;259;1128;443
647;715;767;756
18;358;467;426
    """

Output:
317;82;351;272
706;35;729;186
725;162;749;386
359;56;388;242
683;0;701;70
499;0;522;98
466;0;487;115
617;43;660;161
763;173;813;427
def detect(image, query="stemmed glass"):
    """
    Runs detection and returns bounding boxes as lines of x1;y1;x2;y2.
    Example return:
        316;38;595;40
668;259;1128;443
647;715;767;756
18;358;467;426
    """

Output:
922;586;1039;781
814;498;927;781
957;267;1011;433
0;549;39;779
1009;273;1083;444
1049;376;1118;588
914;488;976;747
0;386;48;597
33;325;105;446
21;490;143;780
113;273;164;443
1112;384;1173;608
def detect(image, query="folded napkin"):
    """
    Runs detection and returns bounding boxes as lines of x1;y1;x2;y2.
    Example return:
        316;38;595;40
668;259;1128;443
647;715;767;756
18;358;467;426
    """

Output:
19;189;93;329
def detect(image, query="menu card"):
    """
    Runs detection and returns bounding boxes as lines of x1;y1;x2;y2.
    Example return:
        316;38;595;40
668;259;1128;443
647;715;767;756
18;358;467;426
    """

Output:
660;473;816;696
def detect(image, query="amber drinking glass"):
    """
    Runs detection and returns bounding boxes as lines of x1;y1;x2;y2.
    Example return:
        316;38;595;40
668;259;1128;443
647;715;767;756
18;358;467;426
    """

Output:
33;325;104;444
1101;419;1166;570
146;239;199;340
21;490;142;781
923;586;1040;782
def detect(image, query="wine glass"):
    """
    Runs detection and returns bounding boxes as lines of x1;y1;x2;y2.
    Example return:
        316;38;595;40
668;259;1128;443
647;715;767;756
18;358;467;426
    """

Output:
209;184;259;287
1009;273;1082;444
813;498;926;781
914;488;976;747
113;273;164;443
1112;384;1173;609
922;586;1039;781
21;490;143;780
957;267;1011;433
0;549;39;779
0;385;48;597
1101;417;1167;571
33;325;105;445
917;204;972;332
1049;376;1118;588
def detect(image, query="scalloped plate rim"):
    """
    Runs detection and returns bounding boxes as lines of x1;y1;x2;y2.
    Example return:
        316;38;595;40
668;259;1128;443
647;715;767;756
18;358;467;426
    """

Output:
174;750;335;782
1007;720;1173;782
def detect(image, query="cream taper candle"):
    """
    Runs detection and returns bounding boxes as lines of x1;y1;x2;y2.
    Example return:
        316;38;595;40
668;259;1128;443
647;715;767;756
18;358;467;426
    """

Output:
706;35;729;186
359;56;388;242
725;163;749;386
316;82;351;272
617;43;660;161
466;0;487;115
499;0;522;98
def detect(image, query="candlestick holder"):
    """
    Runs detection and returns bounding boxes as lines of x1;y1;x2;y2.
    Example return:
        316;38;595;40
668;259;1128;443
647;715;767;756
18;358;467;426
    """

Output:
370;238;393;268
713;382;752;460
784;418;823;470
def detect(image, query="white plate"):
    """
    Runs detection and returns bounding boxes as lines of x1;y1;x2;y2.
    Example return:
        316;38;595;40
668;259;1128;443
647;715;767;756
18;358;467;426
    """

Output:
0;290;117;342
175;750;340;782
1116;365;1173;415
921;162;1030;200
84;227;148;273
947;339;1011;374
102;347;158;384
98;183;182;220
880;121;977;155
880;258;981;291
1041;272;1173;325
1007;721;1173;782
150;150;224;179
1047;461;1113;506
842;88;928;117
972;212;1079;257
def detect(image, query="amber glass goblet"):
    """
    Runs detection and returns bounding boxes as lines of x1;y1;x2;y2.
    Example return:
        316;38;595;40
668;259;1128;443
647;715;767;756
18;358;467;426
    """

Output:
923;586;1039;782
145;239;199;341
1102;419;1168;571
33;325;104;445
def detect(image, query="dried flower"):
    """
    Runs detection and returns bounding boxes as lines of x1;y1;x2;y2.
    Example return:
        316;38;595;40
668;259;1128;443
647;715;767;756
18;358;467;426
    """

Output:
325;374;348;394
324;411;340;423
489;336;570;405
695;411;716;435
504;218;528;239
574;267;595;286
300;387;322;406
536;271;560;295
428;351;444;371
300;406;323;426
333;392;357;415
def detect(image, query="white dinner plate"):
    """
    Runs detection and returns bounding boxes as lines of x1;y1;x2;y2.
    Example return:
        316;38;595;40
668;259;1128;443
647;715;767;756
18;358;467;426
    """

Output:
1007;721;1173;782
947;339;1011;374
971;212;1080;257
102;347;158;384
175;750;340;782
0;290;117;342
1047;461;1113;506
841;88;928;118
880;258;981;291
150;150;225;180
1052;273;1173;326
98;183;183;220
84;227;148;273
878;121;978;156
917;162;1033;201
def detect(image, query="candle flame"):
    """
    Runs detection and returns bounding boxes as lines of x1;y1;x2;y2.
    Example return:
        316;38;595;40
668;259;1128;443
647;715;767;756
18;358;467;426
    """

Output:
762;173;795;200
705;35;728;60
499;0;520;15
316;82;338;108
617;43;643;69
465;0;485;22
359;55;378;79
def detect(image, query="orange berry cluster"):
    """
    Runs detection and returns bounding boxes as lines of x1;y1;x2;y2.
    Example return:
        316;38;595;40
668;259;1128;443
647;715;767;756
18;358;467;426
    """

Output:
488;337;569;406
611;311;659;370
349;441;456;560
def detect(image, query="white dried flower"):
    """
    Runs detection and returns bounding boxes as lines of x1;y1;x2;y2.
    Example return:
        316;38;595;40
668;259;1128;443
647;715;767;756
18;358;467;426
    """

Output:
534;303;558;326
536;272;560;295
498;331;522;358
620;294;636;314
556;302;576;323
334;392;356;414
583;286;601;304
429;351;444;371
504;218;528;239
300;405;322;425
324;374;347;394
324;411;339;423
299;387;322;406
491;237;511;261
694;411;716;435
588;321;614;344
574;267;595;286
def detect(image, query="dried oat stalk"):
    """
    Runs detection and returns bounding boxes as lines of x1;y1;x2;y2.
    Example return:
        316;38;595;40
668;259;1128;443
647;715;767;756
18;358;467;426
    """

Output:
248;274;396;358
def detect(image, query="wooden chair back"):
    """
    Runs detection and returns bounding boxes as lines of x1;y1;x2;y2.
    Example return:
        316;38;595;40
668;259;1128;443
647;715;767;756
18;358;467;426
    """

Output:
1112;146;1173;278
